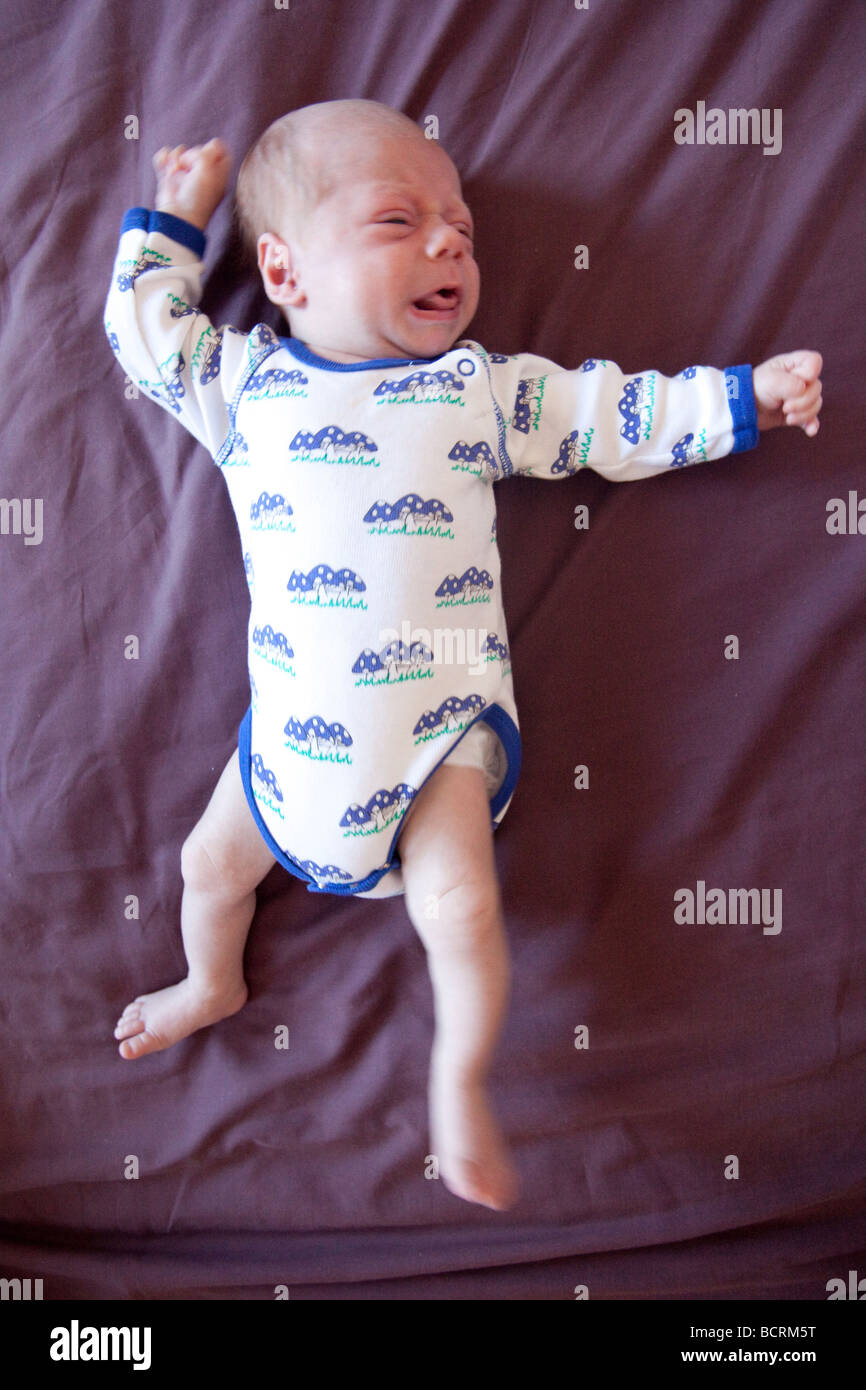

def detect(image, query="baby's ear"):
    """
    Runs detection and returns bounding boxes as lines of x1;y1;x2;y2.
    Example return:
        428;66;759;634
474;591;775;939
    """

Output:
257;233;305;308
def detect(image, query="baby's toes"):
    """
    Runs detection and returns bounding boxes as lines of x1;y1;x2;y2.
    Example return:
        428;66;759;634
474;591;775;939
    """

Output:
114;1013;144;1041
118;1030;159;1060
114;999;147;1033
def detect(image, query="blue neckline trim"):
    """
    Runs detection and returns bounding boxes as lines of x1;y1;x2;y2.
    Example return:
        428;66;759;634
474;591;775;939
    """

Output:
279;336;450;373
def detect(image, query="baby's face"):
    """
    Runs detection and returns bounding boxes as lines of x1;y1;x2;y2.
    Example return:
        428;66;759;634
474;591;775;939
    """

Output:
278;129;480;363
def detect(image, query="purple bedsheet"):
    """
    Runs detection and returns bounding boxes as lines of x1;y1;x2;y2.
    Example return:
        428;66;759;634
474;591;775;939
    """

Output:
0;0;864;1299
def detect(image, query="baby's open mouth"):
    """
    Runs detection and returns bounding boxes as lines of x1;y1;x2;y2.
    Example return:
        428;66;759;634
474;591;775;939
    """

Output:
412;287;460;312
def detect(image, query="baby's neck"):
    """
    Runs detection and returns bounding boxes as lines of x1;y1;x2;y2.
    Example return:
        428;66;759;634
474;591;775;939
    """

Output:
299;339;373;364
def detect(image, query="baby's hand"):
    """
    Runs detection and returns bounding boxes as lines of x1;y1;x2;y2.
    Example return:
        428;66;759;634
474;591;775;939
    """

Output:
753;350;823;437
153;139;231;232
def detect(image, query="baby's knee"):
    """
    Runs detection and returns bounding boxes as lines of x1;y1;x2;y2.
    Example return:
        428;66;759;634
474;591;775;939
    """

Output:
406;874;502;953
180;828;236;897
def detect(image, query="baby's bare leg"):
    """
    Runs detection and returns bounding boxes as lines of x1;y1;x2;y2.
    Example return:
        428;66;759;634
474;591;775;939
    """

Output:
398;763;519;1211
114;748;275;1059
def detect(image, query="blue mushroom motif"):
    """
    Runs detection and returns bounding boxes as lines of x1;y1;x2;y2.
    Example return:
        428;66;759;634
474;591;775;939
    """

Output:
413;695;486;741
250;491;294;527
221;425;250;467
414;710;441;739
168;297;195;320
551;430;582;475
284;714;353;759
299;861;354;886
678;366;698;380
447;440;497;478
352;649;385;681
481;632;509;664
580;358;602;373
435;566;494;604
251;753;283;803
248;365;308;392
116;249;168;292
513;377;545;433
289;425;378;461
362;493;453;534
287;564;367;604
380;638;434;681
247;324;280;355
340;804;373;833
244;552;254;592
670;432;702;468
198;330;224;383
107;330;120;353
489;353;510;363
618;377;649;446
373;369;465;400
252;625;294;662
341;783;417;834
148;351;185;414
352;637;434;683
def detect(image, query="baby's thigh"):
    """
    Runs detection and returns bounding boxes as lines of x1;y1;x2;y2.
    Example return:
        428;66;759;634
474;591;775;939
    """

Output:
398;763;501;922
182;747;276;893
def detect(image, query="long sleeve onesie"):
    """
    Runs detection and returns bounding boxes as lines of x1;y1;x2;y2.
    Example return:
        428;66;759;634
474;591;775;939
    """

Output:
104;207;759;899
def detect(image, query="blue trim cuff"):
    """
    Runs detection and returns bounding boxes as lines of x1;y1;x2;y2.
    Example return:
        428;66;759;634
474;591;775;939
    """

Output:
724;363;759;453
119;206;206;259
121;207;149;233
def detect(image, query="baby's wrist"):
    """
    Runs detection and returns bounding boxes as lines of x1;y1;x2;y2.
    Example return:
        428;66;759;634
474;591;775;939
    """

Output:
154;198;210;232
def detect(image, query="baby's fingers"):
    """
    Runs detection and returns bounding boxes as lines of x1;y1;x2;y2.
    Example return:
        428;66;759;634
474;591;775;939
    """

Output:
784;380;822;435
783;379;822;422
153;140;228;174
153;143;188;173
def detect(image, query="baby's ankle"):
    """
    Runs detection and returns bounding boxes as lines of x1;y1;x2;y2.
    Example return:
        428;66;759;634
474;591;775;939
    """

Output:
185;972;247;1003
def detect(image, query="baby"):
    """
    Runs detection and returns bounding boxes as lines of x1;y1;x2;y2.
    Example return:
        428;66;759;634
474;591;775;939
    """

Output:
104;98;822;1211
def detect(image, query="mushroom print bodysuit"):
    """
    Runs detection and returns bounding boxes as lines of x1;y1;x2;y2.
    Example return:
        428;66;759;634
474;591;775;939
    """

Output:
105;209;759;898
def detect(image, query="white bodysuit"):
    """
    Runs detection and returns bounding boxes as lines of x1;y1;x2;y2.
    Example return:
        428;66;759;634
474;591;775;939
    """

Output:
104;208;759;898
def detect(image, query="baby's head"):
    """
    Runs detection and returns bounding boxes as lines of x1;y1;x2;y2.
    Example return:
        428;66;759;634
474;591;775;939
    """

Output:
235;100;479;363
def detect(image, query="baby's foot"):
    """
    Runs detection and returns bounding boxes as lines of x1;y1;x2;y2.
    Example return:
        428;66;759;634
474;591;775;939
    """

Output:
429;1071;520;1211
114;978;248;1059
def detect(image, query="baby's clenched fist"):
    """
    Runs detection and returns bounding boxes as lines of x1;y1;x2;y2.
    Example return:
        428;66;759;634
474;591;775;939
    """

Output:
153;138;231;232
753;350;823;437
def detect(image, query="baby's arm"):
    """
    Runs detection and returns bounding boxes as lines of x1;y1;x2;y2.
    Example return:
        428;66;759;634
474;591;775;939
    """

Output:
103;139;251;459
485;347;821;483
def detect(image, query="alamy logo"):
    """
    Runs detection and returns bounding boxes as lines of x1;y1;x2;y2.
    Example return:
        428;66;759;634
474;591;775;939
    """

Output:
378;621;491;676
826;492;866;534
0;1277;42;1299
49;1319;151;1370
826;1270;866;1300
674;880;782;935
674;101;782;156
0;497;42;545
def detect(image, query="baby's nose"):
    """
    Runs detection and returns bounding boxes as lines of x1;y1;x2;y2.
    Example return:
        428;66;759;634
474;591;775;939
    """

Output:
425;219;464;257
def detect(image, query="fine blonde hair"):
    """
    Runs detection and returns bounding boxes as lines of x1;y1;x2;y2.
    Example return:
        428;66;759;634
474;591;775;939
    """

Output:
234;99;427;262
